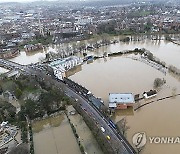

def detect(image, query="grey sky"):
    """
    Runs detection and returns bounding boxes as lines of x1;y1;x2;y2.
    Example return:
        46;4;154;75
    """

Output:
0;0;60;3
0;0;35;2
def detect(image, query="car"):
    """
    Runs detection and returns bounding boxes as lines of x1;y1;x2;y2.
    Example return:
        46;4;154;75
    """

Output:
106;135;111;140
101;127;105;133
75;98;78;102
83;108;87;111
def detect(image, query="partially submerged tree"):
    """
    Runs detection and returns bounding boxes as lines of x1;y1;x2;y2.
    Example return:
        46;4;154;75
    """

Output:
118;117;130;136
153;78;166;89
172;87;177;98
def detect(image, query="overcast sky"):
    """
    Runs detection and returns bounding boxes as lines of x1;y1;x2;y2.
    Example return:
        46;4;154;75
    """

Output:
0;0;35;2
0;0;62;2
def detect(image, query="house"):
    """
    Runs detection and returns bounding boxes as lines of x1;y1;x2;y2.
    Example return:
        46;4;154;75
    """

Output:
0;121;8;128
0;48;20;59
143;90;157;99
109;93;135;109
24;43;43;52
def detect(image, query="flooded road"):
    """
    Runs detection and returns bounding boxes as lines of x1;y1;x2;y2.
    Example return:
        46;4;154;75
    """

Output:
69;56;180;154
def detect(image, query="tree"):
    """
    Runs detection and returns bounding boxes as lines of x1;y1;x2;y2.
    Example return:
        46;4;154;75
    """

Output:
97;21;116;34
101;33;110;45
172;87;177;98
83;53;87;57
24;99;37;119
8;143;29;154
118;117;130;136
15;88;22;99
153;78;165;89
121;37;130;42
147;52;154;61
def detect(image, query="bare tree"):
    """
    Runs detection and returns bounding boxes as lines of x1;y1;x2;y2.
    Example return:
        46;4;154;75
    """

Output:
172;87;177;98
118;117;130;136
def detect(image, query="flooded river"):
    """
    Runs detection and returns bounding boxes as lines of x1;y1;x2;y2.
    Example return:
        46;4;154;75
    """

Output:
7;36;180;69
91;36;180;69
4;35;180;154
69;56;180;154
10;50;46;65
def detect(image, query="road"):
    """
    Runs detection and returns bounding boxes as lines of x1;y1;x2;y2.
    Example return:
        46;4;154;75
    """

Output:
63;80;136;154
0;58;136;154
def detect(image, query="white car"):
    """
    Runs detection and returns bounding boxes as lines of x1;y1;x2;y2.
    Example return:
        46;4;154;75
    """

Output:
101;127;105;133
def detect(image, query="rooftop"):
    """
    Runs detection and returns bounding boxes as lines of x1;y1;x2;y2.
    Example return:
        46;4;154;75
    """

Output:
109;93;135;104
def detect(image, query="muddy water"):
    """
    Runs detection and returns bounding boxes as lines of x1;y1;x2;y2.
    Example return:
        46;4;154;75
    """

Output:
70;57;168;103
0;67;9;74
6;36;180;153
10;50;46;65
8;36;180;68
33;114;81;154
67;105;103;154
93;38;180;68
69;57;180;154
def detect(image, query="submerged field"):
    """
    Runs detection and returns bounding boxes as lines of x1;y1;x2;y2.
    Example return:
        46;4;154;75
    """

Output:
3;36;180;154
69;55;180;154
32;114;81;154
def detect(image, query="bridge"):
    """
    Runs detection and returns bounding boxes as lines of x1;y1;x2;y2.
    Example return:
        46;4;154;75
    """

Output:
0;58;136;154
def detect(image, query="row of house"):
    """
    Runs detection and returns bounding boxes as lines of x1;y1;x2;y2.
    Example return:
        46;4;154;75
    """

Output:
0;48;20;59
1;1;179;50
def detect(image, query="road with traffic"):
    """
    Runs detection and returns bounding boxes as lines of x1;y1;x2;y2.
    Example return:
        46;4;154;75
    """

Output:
0;58;136;154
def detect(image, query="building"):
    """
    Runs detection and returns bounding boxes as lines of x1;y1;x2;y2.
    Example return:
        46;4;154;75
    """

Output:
0;48;20;59
49;56;83;80
143;90;157;99
109;93;135;109
24;43;43;52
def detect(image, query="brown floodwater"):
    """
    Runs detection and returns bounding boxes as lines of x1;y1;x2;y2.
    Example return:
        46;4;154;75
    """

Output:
67;105;103;154
93;38;180;69
10;50;46;65
0;67;9;74
33;114;81;154
6;35;180;154
69;56;180;154
8;36;180;69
